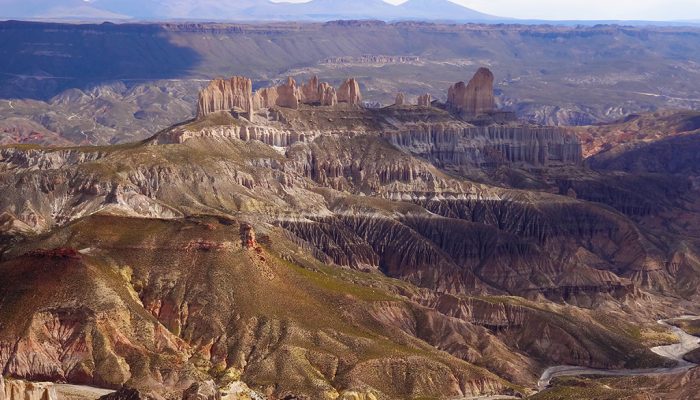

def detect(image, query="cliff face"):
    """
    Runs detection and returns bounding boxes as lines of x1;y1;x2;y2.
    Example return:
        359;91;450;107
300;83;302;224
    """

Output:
197;77;253;119
385;123;582;167
175;104;583;169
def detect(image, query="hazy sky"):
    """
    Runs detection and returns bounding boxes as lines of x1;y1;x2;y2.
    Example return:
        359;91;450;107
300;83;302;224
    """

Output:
273;0;700;21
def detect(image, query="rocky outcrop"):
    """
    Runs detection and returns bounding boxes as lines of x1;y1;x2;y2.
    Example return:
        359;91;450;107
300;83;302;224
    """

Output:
337;78;362;105
197;77;254;119
161;124;320;146
337;391;378;400
1;379;57;400
417;93;432;107
394;93;405;106
218;382;262;400
447;67;495;117
182;381;218;400
240;223;257;249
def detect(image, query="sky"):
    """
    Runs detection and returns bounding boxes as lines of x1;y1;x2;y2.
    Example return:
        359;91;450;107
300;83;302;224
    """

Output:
273;0;700;21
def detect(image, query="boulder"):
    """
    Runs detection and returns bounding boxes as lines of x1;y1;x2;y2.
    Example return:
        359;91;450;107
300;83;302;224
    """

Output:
447;67;495;116
337;78;362;105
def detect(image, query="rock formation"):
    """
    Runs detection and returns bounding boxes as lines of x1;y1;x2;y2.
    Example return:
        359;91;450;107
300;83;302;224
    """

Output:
182;381;218;400
300;75;321;104
417;93;432;107
240;222;257;249
447;67;495;117
337;78;362;105
1;379;57;400
197;77;253;118
318;82;338;106
394;92;405;106
275;77;300;109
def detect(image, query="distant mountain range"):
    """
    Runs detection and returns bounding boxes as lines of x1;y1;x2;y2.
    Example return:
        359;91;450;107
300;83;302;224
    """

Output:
0;0;501;22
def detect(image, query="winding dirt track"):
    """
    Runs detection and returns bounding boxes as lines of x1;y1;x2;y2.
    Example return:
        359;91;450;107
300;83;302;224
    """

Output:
54;384;114;399
41;316;700;399
537;316;700;390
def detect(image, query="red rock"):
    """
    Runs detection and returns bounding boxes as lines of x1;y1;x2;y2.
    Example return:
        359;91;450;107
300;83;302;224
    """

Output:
240;223;257;249
447;67;495;116
394;93;405;106
337;78;362;106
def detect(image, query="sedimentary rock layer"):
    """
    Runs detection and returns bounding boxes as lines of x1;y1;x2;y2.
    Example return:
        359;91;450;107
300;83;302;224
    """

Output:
384;123;582;167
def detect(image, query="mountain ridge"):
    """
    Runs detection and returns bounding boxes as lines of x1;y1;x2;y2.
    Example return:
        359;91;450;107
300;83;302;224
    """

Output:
1;0;502;22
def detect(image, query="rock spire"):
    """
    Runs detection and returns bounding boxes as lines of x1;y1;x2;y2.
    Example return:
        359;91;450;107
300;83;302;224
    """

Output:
337;78;363;105
447;67;495;116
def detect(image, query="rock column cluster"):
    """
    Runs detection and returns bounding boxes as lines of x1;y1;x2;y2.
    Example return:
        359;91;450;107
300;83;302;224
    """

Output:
197;76;254;119
197;75;361;118
417;93;432;107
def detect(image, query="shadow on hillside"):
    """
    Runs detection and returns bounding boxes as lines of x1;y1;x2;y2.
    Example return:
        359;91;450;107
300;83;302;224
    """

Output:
0;21;203;100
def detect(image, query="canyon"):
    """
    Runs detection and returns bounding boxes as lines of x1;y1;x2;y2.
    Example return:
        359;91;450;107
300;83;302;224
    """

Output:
0;66;699;400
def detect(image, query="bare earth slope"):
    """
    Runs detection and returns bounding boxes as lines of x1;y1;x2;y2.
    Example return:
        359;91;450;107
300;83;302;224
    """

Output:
2;74;700;399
